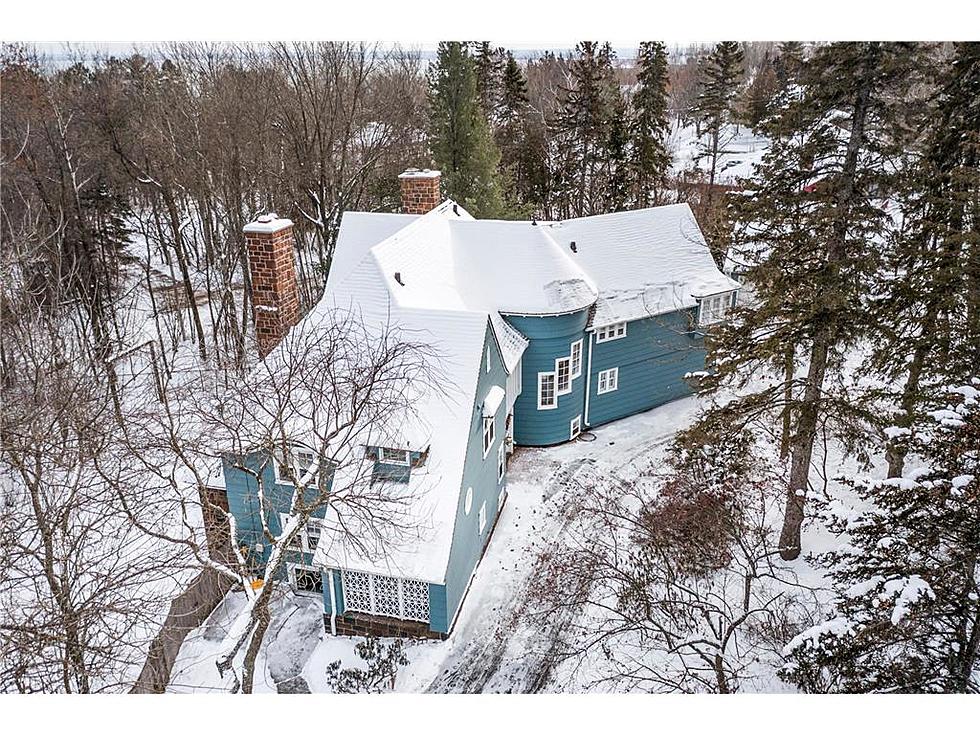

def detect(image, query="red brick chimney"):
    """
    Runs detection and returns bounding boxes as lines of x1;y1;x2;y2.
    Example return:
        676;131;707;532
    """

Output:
244;214;300;358
398;168;442;214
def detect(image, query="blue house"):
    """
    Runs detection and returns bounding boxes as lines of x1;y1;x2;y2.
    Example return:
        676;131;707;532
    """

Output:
220;168;739;640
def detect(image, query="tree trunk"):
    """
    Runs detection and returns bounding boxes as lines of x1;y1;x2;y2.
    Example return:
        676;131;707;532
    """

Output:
240;589;273;694
780;346;794;460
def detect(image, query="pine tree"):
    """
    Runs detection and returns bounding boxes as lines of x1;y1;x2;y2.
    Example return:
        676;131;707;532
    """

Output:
552;42;623;218
631;41;672;206
692;43;921;561
428;42;507;218
744;50;780;129
496;51;545;216
781;381;980;693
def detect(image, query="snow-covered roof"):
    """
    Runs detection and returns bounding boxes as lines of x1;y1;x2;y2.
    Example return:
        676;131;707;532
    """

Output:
553;204;740;326
299;196;732;583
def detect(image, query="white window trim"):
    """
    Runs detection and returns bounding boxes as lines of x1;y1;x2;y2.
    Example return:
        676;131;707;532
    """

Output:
570;339;583;379
274;445;317;486
699;291;734;327
486;344;492;373
570;415;582;439
378;447;410;465
555;356;572;396
538;371;557;410
597;367;619;395
497;441;506;482
464;486;473;515
289;564;323;597
482;415;496;458
281;514;322;553
595;321;627;343
478;501;487;534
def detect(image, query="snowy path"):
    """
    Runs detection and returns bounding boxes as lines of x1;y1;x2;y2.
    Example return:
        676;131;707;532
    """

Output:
415;397;702;693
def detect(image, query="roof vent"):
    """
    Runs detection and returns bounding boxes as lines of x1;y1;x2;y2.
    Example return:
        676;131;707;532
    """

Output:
531;218;538;226
570;241;578;253
452;203;459;216
394;272;405;286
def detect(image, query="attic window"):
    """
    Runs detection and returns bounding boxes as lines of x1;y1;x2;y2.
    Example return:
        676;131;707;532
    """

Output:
596;322;627;343
699;292;734;326
379;447;410;465
276;447;317;485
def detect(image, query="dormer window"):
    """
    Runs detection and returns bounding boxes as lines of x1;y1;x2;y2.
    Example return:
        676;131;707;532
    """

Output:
378;447;410;465
596;322;627;343
275;446;317;485
699;292;734;327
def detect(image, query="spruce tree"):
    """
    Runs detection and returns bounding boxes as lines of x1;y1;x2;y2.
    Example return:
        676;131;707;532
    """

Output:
691;43;920;561
428;41;507;218
781;382;980;693
693;41;744;208
552;42;623;218
862;43;979;479
744;50;780;129
473;41;505;123
496;51;545;216
631;41;672;206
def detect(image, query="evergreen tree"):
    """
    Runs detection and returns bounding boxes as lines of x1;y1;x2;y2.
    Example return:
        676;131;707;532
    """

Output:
552;42;623;218
781;381;980;693
744;50;780;129
691;43;920;560
496;51;546;216
473;41;505;122
428;42;507;218
631;41;672;206
693;41;744;207
862;43;980;478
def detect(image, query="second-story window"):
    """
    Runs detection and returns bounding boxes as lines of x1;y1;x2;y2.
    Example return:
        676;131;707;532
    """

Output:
276;447;317;485
556;357;571;395
570;339;583;378
596;322;627;343
538;372;557;409
699;292;734;326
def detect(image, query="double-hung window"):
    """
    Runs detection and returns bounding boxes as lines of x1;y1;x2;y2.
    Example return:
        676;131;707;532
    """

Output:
276;446;317;485
483;415;496;457
597;367;619;395
555;357;571;395
538;372;557;409
570;415;582;439
497;442;506;481
596;322;627;343
570;340;583;378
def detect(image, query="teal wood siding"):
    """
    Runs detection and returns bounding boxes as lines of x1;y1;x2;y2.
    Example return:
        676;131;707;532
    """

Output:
322;569;345;615
222;451;329;572
588;309;705;427
505;310;590;446
442;321;509;631
428;584;449;634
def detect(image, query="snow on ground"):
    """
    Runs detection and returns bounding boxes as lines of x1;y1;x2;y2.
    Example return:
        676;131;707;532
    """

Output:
670;121;769;185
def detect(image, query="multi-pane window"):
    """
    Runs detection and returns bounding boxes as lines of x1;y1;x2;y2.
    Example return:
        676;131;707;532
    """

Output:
538;372;557;409
596;322;627;343
486;344;492;373
479;501;487;534
276;446;317;484
570;340;583;378
379;447;410;465
699;292;733;326
341;570;430;622
597;367;619;395
483;416;496;457
291;566;323;595
570;415;582;439
555;357;571;395
497;442;506;481
304;519;322;552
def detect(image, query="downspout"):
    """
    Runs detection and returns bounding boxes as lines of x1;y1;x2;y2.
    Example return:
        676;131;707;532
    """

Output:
584;330;594;427
328;569;337;635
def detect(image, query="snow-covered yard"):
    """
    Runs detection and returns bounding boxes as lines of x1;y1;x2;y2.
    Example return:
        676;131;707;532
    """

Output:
168;391;867;693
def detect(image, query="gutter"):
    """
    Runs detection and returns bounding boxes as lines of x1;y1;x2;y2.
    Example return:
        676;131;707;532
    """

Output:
584;330;594;427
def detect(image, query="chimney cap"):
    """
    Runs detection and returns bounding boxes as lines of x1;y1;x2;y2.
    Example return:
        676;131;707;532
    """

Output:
244;214;294;234
398;168;442;180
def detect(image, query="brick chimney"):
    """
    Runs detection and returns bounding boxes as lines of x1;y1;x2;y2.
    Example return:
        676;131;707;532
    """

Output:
398;168;442;214
244;214;300;358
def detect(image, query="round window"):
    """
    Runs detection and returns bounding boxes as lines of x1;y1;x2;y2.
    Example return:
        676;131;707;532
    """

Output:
464;486;473;515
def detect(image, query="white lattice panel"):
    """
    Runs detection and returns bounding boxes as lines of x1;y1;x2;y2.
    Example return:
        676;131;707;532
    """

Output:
342;570;371;613
402;579;430;622
373;574;400;617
